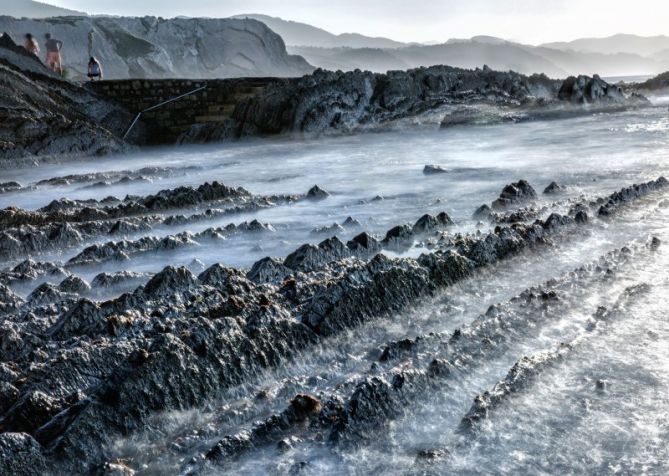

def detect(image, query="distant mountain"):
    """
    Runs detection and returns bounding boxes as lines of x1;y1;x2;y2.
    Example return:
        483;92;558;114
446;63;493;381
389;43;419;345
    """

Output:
231;13;405;48
290;37;668;78
290;46;411;73
542;34;669;57
651;48;669;64
0;0;86;18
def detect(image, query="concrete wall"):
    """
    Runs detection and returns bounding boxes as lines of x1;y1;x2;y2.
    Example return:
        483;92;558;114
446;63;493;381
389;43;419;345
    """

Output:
86;78;281;144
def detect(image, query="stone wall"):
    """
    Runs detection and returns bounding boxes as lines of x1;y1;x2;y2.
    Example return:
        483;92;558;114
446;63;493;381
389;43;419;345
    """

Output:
86;78;282;144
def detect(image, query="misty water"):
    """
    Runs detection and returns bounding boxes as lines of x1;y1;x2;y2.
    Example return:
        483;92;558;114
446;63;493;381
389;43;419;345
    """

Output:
2;101;669;474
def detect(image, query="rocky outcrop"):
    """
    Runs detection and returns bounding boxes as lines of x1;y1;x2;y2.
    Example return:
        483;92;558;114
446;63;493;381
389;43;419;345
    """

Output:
226;66;558;137
0;177;666;473
0;16;313;80
179;66;648;143
0;33;130;164
558;74;625;104
491;180;538;210
634;71;669;92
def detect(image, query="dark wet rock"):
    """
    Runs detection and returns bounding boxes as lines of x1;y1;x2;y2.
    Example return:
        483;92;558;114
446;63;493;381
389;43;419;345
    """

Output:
650;236;661;251
58;275;91;294
346;232;382;255
423;165;448;175
26;282;74;306
277;435;302;452
90;271;150;290
543;181;566;195
0;433;47;476
574;210;588;224
379;338;421;362
0;284;23;314
206;65;645;142
0;181;252;231
67;233;197;266
473;204;493;220
460;345;570;431
542;213;574;232
0;381;20;414
418;250;473;286
247;257;293;284
0;181;21;193
143;266;198;298
303;254;432;335
416;448;450;461
598;177;668;217
206;394;321;463
491;180;537;210
0;178;663;474
382;224;414;248
466;227;525;265
558;75;625;104
6;259;68;283
284;237;349;271
342;217;362;229
306;185;330;200
1;390;62;433
413;212;453;233
492;207;541;224
198;264;243;287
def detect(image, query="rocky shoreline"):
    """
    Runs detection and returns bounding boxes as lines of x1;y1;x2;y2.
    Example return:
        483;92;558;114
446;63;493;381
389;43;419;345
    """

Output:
0;171;666;473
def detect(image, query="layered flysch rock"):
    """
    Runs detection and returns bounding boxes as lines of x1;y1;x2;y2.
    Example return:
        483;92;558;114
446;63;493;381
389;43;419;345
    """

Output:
0;16;313;80
0;176;666;474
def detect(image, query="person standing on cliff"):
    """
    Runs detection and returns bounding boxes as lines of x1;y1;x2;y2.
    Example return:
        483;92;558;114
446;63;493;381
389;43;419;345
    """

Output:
23;33;39;57
44;33;63;75
87;57;103;81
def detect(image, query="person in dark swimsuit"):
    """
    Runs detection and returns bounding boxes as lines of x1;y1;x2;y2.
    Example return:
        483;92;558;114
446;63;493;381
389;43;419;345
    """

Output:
87;57;103;81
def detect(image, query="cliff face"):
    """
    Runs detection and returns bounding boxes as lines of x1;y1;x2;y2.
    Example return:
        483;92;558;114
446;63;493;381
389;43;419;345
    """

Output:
0;34;130;164
0;16;314;80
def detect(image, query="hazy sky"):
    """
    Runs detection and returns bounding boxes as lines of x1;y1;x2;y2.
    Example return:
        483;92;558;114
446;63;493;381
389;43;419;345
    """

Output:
43;0;669;44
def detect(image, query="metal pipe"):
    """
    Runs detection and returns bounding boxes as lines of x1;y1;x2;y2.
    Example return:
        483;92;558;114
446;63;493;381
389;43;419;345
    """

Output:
122;84;207;140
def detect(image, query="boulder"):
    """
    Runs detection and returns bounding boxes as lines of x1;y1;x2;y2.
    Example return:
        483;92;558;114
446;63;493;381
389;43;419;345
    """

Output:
423;165;448;175
543;181;565;195
491;180;537;209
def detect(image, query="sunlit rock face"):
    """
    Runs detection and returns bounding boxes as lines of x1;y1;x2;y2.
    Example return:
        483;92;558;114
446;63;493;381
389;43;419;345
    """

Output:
0;16;314;79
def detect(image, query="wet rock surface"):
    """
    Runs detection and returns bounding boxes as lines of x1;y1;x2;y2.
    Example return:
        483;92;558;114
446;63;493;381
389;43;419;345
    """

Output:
0;172;666;474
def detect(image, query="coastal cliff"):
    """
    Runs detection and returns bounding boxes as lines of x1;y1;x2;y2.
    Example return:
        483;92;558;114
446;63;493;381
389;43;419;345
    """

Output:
0;16;314;79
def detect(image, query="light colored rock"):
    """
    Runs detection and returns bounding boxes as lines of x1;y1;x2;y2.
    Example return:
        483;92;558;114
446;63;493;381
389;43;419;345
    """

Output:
0;16;313;80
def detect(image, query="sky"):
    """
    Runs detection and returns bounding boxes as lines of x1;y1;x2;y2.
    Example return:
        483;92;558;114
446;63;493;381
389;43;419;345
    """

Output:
42;0;669;44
